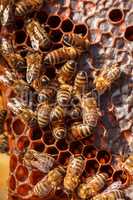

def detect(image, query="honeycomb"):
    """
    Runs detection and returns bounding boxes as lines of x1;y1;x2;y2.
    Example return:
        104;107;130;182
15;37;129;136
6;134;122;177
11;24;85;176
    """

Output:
0;0;133;199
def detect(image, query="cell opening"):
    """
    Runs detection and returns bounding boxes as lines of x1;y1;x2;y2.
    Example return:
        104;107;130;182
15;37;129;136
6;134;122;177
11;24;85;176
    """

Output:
50;29;63;43
15;18;24;29
46;146;58;155
85;159;99;175
12;119;25;135
58;151;71;166
43;131;55;145
69;141;83;155
74;24;88;36
47;15;61;29
15;31;26;44
97;150;111;164
99;164;114;178
30;127;42;140
16;165;29;182
61;19;74;32
83;145;97;159
29;170;45;185
113;170;128;184
31;142;45;152
17;136;30;151
17;184;31;196
9;175;16;191
36;11;48;24
10;154;18;172
124;26;133;41
108;8;124;24
56;139;68;151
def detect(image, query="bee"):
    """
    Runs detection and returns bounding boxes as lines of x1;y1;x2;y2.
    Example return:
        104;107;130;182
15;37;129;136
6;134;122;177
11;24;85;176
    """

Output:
32;74;50;92
15;0;43;16
69;122;93;141
91;190;125;200
7;98;37;127
122;154;133;175
0;0;13;26
37;102;51;128
43;46;82;66
0;134;9;153
0;37;14;55
26;19;51;51
50;105;64;121
26;52;42;84
58;60;76;84
64;156;84;192
77;173;108;199
33;166;65;198
70;105;82;120
74;71;88;94
52;121;66;140
0;110;7;134
93;64;120;94
23;149;55;173
38;87;56;103
57;84;72;106
63;33;90;51
82;94;100;127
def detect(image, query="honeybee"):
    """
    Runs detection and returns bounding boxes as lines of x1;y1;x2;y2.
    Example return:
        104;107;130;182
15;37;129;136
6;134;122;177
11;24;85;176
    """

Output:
15;0;43;16
33;166;65;198
93;64;120;94
0;134;9;153
32;74;50;92
70;122;93;141
0;37;14;55
91;190;125;200
38;87;56;103
50;104;64;121
43;46;82;66
57;84;72;106
70;105;82;120
37;102;51;128
7;98;37;127
0;110;7;134
122;154;133;175
58;60;76;84
26;19;51;50
77;173;108;199
74;71;88;94
64;156;84;192
0;0;13;26
52;121;66;140
23;149;55;173
82;93;100;127
63;33;90;51
26;52;42;84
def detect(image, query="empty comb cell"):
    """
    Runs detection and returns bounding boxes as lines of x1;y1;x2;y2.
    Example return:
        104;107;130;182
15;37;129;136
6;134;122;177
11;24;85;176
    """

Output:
47;15;61;29
61;18;74;32
108;8;124;24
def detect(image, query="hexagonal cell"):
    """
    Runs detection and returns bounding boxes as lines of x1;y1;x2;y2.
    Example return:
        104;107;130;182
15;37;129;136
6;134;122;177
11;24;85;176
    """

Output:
99;164;114;178
35;11;48;24
50;29;63;43
61;18;74;32
96;150;111;164
30;127;43;140
56;139;68;151
83;145;97;159
46;146;59;156
12;118;25;135
15;30;27;44
108;8;124;24
58;151;71;166
85;159;99;176
124;25;133;41
101;33;113;47
47;15;61;29
88;29;101;44
15;17;24;30
15;165;29;182
69;141;83;155
43;131;55;145
29;170;45;185
74;24;88;36
17;184;31;196
31;141;45;152
113;170;128;184
116;50;130;65
114;37;125;49
9;175;16;191
17;136;30;151
10;154;18;172
98;20;111;33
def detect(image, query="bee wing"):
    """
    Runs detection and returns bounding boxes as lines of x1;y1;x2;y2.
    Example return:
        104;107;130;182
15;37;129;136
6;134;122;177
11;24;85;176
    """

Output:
30;36;39;51
103;181;122;194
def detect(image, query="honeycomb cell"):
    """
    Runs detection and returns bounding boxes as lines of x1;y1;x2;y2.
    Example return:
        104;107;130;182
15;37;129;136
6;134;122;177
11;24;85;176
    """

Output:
88;29;101;44
47;15;61;29
124;25;133;41
15;17;24;30
99;164;114;178
61;18;74;32
35;11;48;24
74;24;88;36
69;141;83;155
101;33;113;47
31;141;45;152
56;139;68;151
96;150;111;164
17;184;31;196
114;37;125;49
17;136;30;151
15;165;29;182
50;29;63;43
116;50;130;65
15;30;27;44
98;20;111;33
85;159;99;176
43;131;55;145
12;118;25;135
83;145;97;159
29;170;45;185
113;170;128;184
30;127;42;140
10;154;18;172
9;175;16;191
58;151;71;166
46;146;59;155
108;8;124;24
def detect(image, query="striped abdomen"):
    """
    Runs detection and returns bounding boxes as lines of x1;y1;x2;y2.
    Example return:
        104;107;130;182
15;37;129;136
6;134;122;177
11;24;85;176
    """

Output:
37;103;51;128
0;110;7;134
